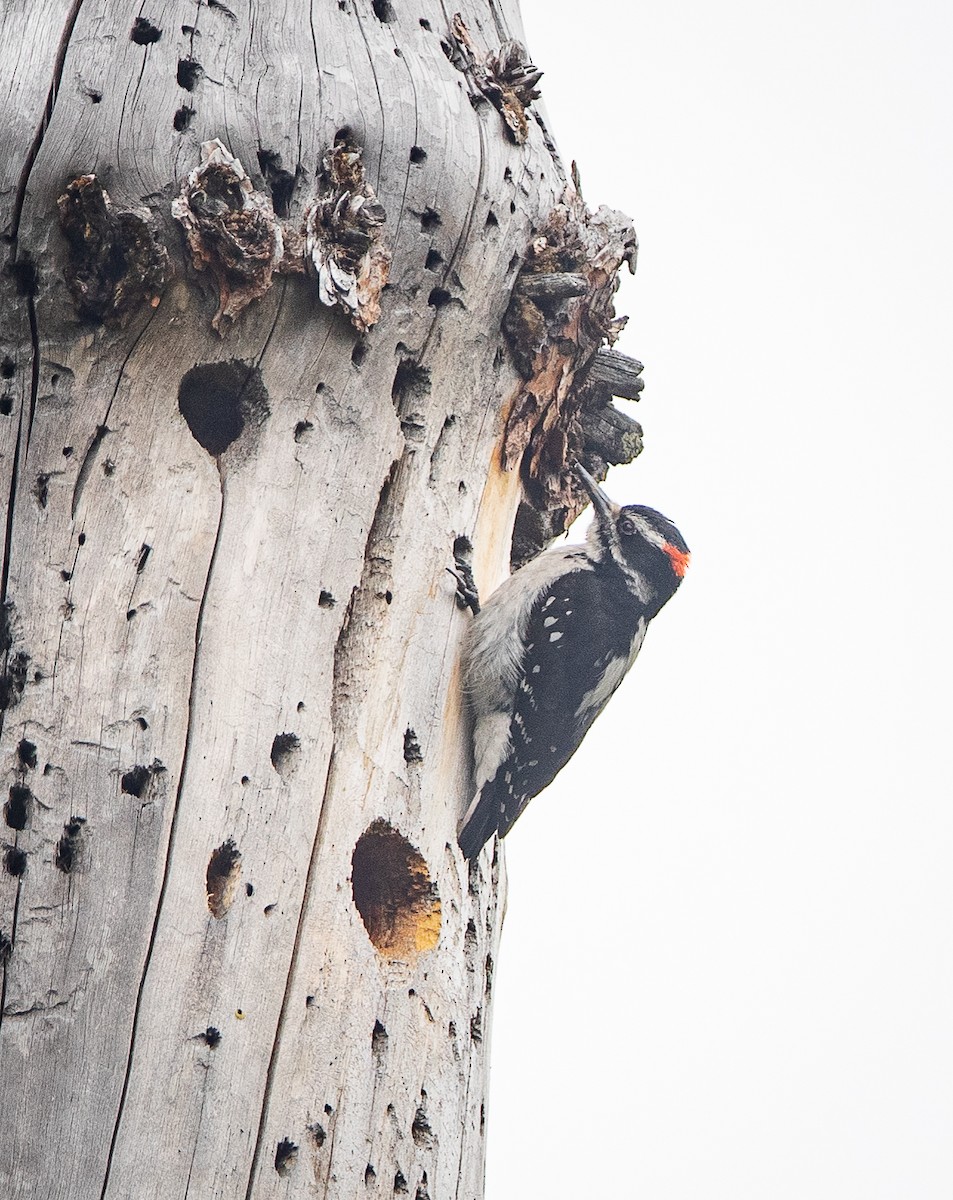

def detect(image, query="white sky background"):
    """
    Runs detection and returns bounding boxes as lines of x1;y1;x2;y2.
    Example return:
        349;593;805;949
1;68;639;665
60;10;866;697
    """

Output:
487;2;953;1197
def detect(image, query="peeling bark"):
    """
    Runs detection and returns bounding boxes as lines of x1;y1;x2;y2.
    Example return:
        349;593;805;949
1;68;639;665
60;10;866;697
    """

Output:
0;2;642;1197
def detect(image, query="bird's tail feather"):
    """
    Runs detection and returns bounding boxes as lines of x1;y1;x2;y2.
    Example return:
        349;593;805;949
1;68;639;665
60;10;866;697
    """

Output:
458;794;499;861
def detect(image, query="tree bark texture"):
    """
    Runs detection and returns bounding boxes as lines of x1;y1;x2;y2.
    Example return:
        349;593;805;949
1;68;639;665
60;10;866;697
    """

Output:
0;2;638;1197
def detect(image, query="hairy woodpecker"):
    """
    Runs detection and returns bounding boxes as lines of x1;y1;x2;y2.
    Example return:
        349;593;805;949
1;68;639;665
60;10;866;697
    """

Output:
457;464;689;860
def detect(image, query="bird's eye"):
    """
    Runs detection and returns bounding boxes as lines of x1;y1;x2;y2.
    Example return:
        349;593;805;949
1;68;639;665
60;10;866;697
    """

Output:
618;517;637;536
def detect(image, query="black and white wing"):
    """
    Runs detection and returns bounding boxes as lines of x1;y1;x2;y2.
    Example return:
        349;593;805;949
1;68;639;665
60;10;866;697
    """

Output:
459;568;646;859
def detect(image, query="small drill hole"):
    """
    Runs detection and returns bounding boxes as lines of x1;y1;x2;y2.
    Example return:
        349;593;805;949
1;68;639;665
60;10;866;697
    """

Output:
4;846;27;876
270;732;300;775
177;59;203;90
4;786;32;830
207;838;242;918
130;17;162;43
275;1140;299;1177
173;106;195;132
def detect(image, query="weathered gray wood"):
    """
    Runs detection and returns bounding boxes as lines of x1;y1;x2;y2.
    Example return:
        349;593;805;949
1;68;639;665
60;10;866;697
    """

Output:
587;346;646;399
581;402;644;465
516;271;589;302
1;0;575;1196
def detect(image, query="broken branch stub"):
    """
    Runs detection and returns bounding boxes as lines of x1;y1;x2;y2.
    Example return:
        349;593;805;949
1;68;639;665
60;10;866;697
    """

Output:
57;175;170;322
449;15;542;144
502;184;643;564
172;139;284;333
304;140;391;333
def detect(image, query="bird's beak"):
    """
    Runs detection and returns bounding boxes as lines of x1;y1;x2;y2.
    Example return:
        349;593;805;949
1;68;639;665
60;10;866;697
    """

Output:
573;462;620;523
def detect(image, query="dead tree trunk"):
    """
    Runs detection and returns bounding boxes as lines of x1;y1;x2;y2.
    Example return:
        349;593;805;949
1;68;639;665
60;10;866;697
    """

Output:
0;2;641;1196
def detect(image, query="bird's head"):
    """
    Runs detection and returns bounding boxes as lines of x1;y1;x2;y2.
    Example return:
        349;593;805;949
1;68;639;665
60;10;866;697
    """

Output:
574;463;690;599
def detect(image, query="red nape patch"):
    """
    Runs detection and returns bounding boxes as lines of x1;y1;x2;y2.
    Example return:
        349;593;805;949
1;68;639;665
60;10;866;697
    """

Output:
664;544;690;577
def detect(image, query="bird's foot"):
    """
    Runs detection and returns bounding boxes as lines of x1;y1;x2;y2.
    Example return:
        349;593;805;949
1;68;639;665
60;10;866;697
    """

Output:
449;538;480;615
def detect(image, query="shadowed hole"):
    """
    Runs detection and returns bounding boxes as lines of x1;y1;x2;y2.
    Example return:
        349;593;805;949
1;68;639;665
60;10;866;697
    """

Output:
177;59;203;90
207;838;241;918
275;1139;298;1177
257;149;297;217
424;248;443;271
270;732;300;775
173;106;195;132
178;360;270;457
4;786;31;830
351;820;441;959
3;846;26;877
54;817;86;873
409;146;426;164
427;288;450;308
16;739;37;770
419;208;441;231
130;17;162;43
371;0;394;20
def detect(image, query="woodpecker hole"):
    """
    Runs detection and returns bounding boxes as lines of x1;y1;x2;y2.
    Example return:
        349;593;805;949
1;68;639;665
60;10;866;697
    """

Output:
392;360;432;413
365;1165;377;1186
4;786;32;830
318;590;335;608
419;17;431;29
270;732;300;775
3;846;26;877
130;17;162;43
403;728;423;765
207;838;241;918
409;145;426;164
173;106;195;132
0;358;13;378
394;1170;408;1194
411;1106;433;1148
274;1139;298;1177
0;932;11;963
424;248;443;271
351;341;368;368
177;59;203;90
485;209;499;228
121;765;150;796
351;821;441;959
427;288;451;309
54;816;86;873
371;0;395;21
0;396;12;416
293;419;313;443
310;1123;326;1147
178;360;270;457
419;208;441;231
256;149;297;218
16;739;37;770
